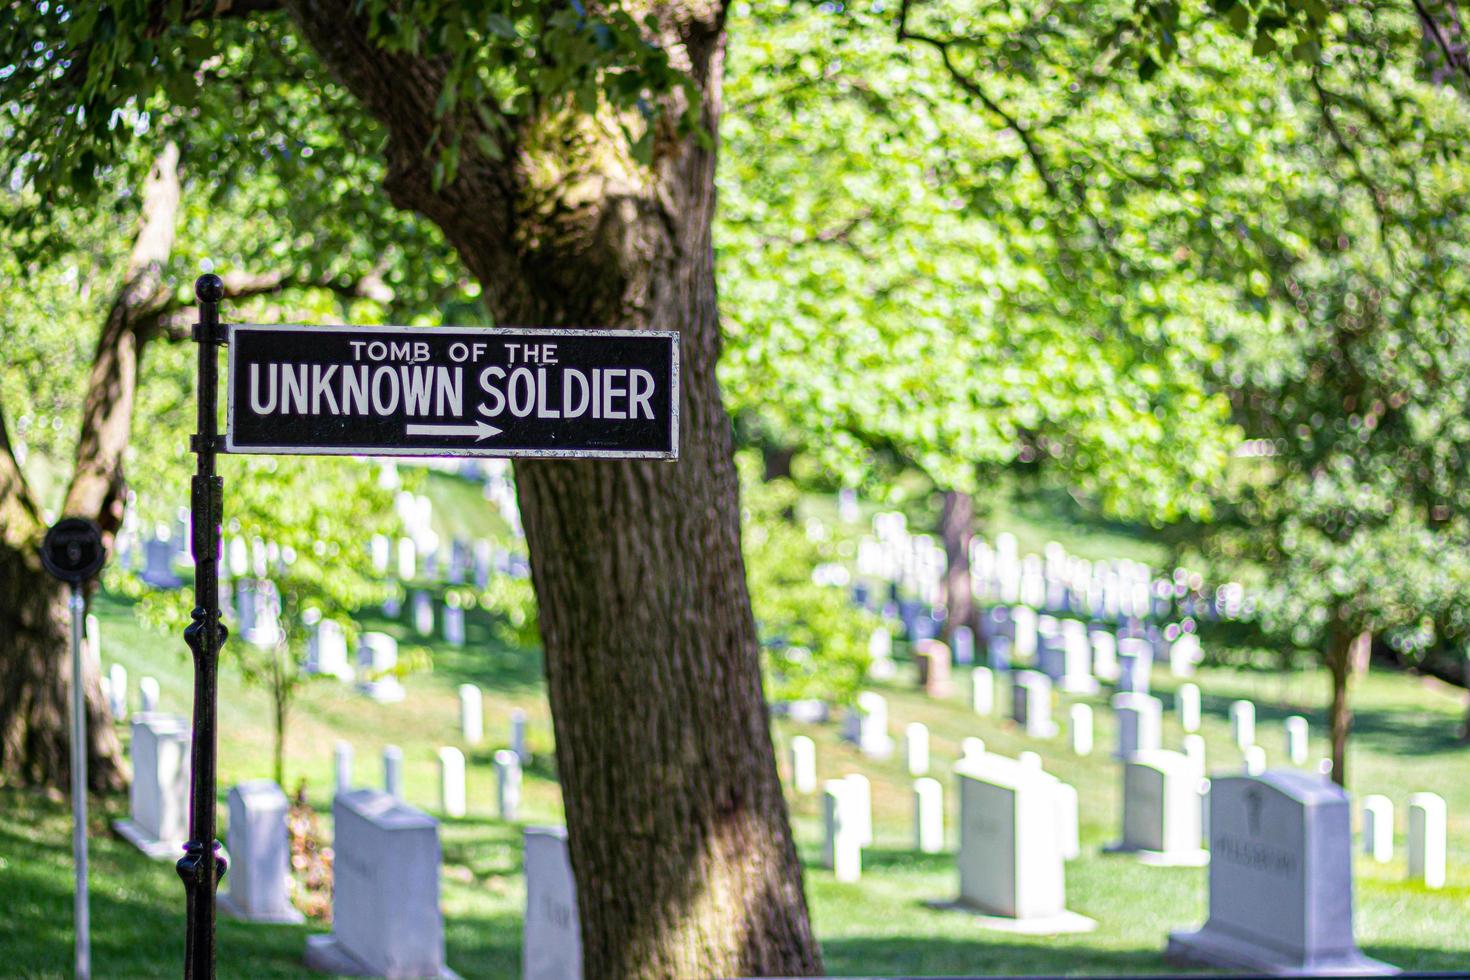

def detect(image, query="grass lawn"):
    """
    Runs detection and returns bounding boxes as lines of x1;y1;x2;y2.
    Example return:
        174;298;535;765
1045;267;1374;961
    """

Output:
4;590;1468;978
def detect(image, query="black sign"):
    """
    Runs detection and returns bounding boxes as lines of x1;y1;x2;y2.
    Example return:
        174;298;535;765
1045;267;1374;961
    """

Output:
225;324;679;459
40;517;106;584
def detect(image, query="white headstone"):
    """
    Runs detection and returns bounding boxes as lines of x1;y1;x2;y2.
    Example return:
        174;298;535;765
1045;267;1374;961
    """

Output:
1284;716;1309;766
113;714;190;859
1230;700;1256;751
307;619;353;680
522;827;582;980
438;747;466;818
972;666;994;715
823;780;862;882
1012;670;1058;737
1361;795;1392;863
1177;683;1201;733
108;663;128;719
1112;692;1163;760
357;632;405;703
86;613;101;661
1090;629;1119;682
1408;793;1447;889
1069;704;1093;756
442;602;466;647
304;790;450;978
495;749;522;821
1166;772;1394;975
384;745;404;800
1169;633;1201;677
1108;749;1208;865
335;741;353;796
397;537;417;581
961;737;986;763
1116;638;1152;694
954;754;1093;930
459;684;484;745
412;591;435;638
844;692;893;759
1018;751;1043;771
914;777;944;854
1058;620;1098;693
1011;605;1038;661
790;735;817;795
139;676;160;713
511;709;530;764
905;722;930;776
868;626;896;680
846;773;873;846
1054;781;1080;861
218;780;304;923
1183;734;1206;778
1244;745;1266;776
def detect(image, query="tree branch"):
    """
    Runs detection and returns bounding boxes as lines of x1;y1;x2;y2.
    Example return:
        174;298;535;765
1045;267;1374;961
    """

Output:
1412;0;1470;92
1310;70;1392;249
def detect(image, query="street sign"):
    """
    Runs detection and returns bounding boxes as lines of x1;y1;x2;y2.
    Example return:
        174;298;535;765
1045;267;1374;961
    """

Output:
40;517;106;584
225;324;679;459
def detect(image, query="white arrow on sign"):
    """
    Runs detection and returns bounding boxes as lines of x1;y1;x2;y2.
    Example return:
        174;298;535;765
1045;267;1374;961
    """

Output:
404;421;503;441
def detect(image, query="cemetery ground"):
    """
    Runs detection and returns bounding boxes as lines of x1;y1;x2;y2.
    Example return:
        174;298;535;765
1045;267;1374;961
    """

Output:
1;478;1467;977
3;584;1470;978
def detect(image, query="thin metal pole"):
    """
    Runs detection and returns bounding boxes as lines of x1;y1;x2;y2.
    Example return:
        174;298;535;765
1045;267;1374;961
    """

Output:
178;274;227;980
68;585;90;980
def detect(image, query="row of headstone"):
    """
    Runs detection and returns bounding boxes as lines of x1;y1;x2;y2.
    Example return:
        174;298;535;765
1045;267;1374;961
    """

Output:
1362;793;1448;887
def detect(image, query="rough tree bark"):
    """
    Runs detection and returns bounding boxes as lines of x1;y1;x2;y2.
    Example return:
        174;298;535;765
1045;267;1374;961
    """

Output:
283;1;821;976
0;144;182;793
939;489;974;640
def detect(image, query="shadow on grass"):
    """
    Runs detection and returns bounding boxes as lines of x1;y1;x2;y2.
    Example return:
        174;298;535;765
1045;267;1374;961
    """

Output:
357;602;546;696
1188;685;1468;760
819;935;1193;977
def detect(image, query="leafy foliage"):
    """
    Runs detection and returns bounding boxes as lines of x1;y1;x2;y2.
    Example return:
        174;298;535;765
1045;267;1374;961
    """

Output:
740;455;875;705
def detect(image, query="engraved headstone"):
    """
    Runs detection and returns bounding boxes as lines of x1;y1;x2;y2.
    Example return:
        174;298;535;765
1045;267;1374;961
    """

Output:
522;826;582;980
1166;772;1395;975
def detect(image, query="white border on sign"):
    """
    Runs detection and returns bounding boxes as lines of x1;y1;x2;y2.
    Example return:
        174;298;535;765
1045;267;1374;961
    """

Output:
223;323;681;460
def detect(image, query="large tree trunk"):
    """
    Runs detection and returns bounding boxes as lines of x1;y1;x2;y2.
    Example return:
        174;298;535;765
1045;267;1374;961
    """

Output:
284;3;821;976
940;489;974;639
1325;619;1355;788
0;411;126;792
0;143;180;793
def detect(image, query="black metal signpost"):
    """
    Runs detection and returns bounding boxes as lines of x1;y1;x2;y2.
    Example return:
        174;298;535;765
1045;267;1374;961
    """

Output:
179;275;680;978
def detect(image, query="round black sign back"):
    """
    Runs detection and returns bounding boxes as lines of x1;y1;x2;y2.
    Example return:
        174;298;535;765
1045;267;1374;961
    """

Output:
40;517;106;584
